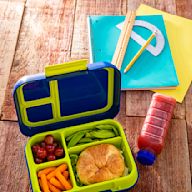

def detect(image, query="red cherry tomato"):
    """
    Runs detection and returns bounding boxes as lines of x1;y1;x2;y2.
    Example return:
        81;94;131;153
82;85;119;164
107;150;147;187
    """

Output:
55;147;64;157
44;135;54;145
45;144;55;153
36;148;47;159
32;144;41;154
35;157;44;164
32;135;64;163
53;142;58;147
40;141;46;148
47;154;56;161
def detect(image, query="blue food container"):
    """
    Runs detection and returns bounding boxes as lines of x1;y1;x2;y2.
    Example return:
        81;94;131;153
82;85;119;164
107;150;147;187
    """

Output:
13;59;138;192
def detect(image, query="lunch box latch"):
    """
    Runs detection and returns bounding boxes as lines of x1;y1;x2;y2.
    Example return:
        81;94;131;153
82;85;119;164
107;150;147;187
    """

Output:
45;59;88;77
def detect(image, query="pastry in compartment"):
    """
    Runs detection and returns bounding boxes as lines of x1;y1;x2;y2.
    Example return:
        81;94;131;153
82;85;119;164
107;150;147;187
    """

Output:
76;144;125;185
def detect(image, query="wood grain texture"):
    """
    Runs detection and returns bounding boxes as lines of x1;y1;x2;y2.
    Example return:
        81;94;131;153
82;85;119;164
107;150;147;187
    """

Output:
0;1;24;118
0;0;26;2
95;0;126;15
71;0;125;60
1;0;76;121
126;90;153;117
127;0;176;14
176;0;192;19
185;85;192;176
115;91;126;128
124;117;191;192
0;121;30;192
126;91;186;119
70;0;96;60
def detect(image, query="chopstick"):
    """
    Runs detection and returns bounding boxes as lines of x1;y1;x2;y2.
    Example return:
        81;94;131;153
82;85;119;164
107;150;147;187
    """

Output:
112;11;136;70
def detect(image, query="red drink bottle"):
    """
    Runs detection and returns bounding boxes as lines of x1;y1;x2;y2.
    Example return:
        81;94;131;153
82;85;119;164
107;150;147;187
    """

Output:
136;93;176;165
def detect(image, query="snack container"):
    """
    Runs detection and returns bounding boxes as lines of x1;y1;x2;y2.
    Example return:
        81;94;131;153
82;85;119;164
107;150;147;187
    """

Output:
13;59;138;192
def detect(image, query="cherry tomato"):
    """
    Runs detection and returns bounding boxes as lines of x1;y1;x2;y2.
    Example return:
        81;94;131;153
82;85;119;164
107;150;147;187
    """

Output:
53;142;58;147
47;154;56;161
40;141;46;148
45;135;54;145
35;157;44;164
32;135;64;163
32;144;40;154
45;144;55;153
36;148;47;159
55;147;64;157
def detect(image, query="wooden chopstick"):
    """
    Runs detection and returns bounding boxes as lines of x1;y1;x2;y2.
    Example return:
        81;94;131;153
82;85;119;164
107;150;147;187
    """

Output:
112;11;136;70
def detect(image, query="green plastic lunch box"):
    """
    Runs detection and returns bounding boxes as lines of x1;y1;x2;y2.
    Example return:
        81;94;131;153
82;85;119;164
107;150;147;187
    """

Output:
13;59;138;192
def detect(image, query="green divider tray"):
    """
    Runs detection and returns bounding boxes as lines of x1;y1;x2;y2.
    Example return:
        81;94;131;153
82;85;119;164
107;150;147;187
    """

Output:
25;119;138;192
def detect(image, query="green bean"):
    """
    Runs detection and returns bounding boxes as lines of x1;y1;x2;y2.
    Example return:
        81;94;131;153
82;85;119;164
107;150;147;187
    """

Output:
89;130;115;139
67;132;85;148
112;127;119;136
70;154;78;166
85;132;92;138
96;124;119;136
66;129;91;142
66;133;76;142
78;138;93;143
95;124;115;130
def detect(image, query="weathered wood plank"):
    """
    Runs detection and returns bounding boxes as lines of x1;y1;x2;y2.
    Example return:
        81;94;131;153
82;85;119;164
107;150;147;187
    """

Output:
0;121;30;192
126;91;186;119
0;1;24;118
175;0;192;19
127;0;176;13
127;0;156;12
185;84;192;177
1;0;76;121
121;0;127;15
115;91;126;129
71;0;126;60
95;0;124;15
125;117;191;192
126;91;153;117
70;0;96;60
0;0;26;2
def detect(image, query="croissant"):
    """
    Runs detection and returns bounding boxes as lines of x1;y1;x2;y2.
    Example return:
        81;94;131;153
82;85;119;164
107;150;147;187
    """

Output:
76;144;125;185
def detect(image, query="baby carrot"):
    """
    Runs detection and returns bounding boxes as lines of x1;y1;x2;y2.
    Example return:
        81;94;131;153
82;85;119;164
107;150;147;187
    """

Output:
40;174;50;192
56;171;72;190
38;167;56;177
49;177;65;190
63;171;69;179
67;179;72;186
47;164;67;180
48;182;61;192
39;178;43;190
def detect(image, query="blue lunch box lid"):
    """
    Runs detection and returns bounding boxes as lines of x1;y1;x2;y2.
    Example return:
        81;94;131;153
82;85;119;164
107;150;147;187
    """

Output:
13;59;121;136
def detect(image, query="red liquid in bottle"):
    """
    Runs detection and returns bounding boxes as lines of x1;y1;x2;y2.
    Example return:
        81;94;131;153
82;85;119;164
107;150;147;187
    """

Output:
136;93;176;165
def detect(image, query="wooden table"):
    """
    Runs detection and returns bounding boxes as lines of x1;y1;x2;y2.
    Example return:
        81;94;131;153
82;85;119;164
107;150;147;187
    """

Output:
0;0;191;191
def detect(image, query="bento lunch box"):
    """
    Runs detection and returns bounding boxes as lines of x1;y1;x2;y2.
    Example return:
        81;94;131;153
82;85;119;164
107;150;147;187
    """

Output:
13;59;138;192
